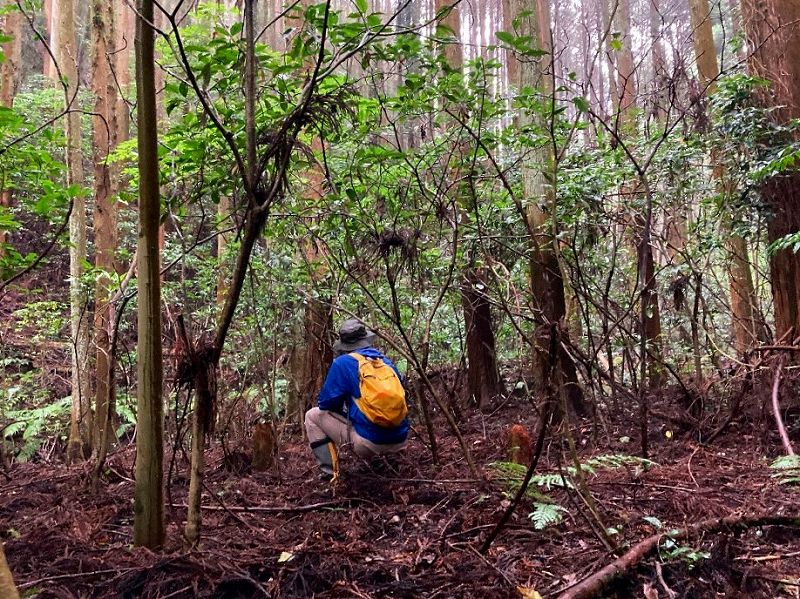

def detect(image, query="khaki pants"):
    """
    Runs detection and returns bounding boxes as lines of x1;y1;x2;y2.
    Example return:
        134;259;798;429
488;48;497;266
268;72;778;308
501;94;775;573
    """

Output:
304;407;407;459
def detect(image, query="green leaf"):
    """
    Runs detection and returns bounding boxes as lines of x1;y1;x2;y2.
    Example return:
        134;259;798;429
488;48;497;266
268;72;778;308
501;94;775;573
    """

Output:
495;31;516;45
573;96;590;113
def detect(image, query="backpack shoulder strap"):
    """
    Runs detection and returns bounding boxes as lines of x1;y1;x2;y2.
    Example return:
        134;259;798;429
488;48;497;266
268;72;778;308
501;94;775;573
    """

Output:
348;352;366;365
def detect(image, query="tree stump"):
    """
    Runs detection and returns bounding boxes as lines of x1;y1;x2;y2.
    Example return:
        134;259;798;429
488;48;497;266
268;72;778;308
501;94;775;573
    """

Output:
252;421;276;471
507;424;532;466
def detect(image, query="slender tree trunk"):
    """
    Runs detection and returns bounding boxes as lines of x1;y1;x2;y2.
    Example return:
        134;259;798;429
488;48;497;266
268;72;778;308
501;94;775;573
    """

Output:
59;0;93;462
91;0;120;458
116;0;132;144
615;0;636;126
650;0;667;120
216;194;231;312
133;0;165;550
0;3;21;259
508;0;586;416
46;0;59;79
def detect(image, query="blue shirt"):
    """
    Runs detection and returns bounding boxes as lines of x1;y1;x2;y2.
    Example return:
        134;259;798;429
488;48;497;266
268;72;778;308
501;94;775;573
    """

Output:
317;347;409;444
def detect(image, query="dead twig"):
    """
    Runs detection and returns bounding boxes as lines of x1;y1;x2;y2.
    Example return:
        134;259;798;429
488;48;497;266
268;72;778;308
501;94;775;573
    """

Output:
771;356;795;456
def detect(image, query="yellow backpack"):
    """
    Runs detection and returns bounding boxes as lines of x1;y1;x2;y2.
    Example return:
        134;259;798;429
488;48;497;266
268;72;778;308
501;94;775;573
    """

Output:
349;353;408;428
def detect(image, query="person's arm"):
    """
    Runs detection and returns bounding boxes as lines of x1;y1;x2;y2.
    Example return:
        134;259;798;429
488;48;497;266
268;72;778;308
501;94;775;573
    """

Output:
317;357;349;414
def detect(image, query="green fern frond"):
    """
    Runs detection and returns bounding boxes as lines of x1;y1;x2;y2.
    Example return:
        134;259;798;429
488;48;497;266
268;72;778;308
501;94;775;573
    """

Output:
528;503;567;530
770;455;800;486
770;455;800;470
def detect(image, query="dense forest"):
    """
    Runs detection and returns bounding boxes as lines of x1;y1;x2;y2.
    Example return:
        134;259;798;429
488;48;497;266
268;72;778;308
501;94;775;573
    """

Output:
1;0;800;596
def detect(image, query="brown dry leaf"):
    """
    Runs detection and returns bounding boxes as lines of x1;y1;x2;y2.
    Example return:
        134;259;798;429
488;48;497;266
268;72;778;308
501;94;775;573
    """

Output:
516;586;542;599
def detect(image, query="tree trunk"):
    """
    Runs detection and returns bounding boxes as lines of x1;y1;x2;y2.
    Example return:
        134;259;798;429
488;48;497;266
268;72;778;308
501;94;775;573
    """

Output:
741;0;800;343
687;0;767;355
216;194;231;313
688;0;719;86
649;0;667;120
60;0;93;463
437;0;503;409
133;0;165;550
614;0;636;126
461;269;504;409
91;0;120;459
507;0;586;416
0;3;21;259
289;291;333;424
46;0;59;79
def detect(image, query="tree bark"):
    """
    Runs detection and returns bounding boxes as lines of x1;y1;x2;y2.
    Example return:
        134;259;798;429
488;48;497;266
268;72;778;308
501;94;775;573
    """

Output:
133;0;165;550
45;0;59;80
60;0;93;463
0;3;22;259
437;0;503;410
740;0;800;343
614;0;636;126
507;0;586;416
461;268;504;409
91;0;120;459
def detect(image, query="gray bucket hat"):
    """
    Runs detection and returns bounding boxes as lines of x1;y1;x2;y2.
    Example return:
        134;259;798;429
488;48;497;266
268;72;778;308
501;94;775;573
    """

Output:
332;318;376;354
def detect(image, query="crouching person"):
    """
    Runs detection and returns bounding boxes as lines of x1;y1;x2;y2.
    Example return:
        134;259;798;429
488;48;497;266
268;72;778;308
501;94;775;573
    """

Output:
305;319;409;481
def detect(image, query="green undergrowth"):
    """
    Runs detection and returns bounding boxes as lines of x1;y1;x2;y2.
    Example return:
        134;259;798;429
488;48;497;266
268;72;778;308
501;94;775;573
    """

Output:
490;454;657;530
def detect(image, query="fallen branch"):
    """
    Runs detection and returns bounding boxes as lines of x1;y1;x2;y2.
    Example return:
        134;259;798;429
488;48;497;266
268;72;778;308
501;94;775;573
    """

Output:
771;357;795;456
170;499;362;514
556;513;800;599
19;568;129;590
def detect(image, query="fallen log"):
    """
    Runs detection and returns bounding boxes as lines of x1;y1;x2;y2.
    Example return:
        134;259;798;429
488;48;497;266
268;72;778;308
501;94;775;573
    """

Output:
557;513;800;599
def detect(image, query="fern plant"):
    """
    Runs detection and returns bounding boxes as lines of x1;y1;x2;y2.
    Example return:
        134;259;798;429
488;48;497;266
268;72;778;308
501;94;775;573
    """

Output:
3;397;71;462
489;454;657;531
770;455;800;485
529;503;568;530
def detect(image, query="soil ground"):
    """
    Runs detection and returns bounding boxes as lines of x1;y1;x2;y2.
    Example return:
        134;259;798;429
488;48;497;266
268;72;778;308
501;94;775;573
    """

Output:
2;397;799;599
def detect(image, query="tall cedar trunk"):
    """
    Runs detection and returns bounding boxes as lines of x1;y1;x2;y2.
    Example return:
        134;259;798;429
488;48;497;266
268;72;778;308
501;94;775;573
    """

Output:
133;0;165;550
615;0;636;125
601;0;617;114
508;0;586;416
61;0;93;462
649;0;667;120
741;0;800;343
689;0;767;354
0;4;21;259
46;0;59;79
91;0;120;458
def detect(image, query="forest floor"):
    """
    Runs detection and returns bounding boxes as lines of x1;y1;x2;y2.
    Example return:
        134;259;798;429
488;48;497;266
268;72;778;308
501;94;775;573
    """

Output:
2;392;800;599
